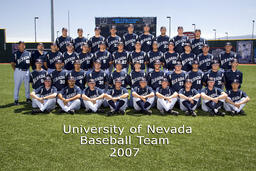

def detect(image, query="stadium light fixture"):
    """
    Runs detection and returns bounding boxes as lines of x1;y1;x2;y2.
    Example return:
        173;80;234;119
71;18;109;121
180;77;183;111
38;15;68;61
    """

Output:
252;20;255;39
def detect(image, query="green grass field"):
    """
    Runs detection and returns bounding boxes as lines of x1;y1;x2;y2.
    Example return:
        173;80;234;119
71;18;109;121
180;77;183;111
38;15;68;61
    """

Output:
0;64;256;171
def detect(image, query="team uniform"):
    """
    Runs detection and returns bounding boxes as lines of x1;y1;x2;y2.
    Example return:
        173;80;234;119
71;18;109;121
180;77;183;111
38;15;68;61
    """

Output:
63;52;79;71
108;70;130;88
31;50;46;70
191;38;207;56
179;88;199;111
129;51;147;71
224;69;243;90
93;50;112;75
147;51;164;72
45;51;63;73
180;52;196;72
132;86;155;111
224;89;248;113
106;35;122;54
168;71;186;92
87;70;108;91
201;87;225;112
111;51;129;73
30;69;47;90
147;70;166;91
55;36;73;53
49;69;68;92
68;69;87;90
156;86;177;112
197;53;214;72
106;87;129;112
123;33;138;52
163;51;179;72
186;70;204;91
218;51;237;70
88;35;105;53
155;35;170;53
203;70;225;89
83;87;104;112
74;37;88;53
78;51;94;71
171;35;189;54
139;33;154;53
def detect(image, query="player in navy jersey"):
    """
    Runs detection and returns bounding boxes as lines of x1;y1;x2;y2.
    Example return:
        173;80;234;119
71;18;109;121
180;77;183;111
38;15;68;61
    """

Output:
180;43;196;72
224;59;243;90
155;26;170;53
44;43;63;73
105;78;129;116
30;76;57;114
179;79;201;116
197;44;214;72
112;42;129;73
123;24;138;53
78;43;94;72
163;42;179;72
224;79;250;116
191;29;207;56
88;27;105;53
68;60;87;90
31;43;46;70
129;41;147;71
156;78;179;115
147;41;164;73
132;78;155;115
171;26;189;54
74;28;88;53
147;60;166;91
63;43;79;71
106;25;122;54
167;61;186;92
201;78;227;116
139;24;154;53
218;42;237;71
55;27;73;53
186;60;204;92
30;59;47;90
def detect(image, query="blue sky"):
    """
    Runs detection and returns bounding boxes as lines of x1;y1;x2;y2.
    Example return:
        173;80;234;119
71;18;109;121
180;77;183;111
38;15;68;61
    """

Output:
0;0;255;42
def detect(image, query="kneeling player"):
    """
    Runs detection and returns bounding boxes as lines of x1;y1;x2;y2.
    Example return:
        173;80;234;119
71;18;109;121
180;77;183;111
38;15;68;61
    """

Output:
224;79;250;116
104;78;129;116
30;76;57;114
156;78;179;115
179;79;200;117
132;78;155;115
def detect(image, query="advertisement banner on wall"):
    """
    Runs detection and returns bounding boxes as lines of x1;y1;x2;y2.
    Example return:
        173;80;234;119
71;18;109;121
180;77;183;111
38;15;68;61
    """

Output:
236;41;253;63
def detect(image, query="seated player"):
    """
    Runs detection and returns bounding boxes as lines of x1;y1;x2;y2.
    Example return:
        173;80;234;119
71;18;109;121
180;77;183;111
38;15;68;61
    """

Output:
132;78;155;115
156;78;179;115
68;60;87;90
224;79;250;116
104;78;129;116
82;79;104;113
112;42;129;73
57;76;81;114
224;59;243;90
147;41;164;73
201;77;227;116
168;61;186;93
147;60;166;91
30;76;57;114
179;79;201;117
180;43;196;72
63;43;79;71
30;59;47;90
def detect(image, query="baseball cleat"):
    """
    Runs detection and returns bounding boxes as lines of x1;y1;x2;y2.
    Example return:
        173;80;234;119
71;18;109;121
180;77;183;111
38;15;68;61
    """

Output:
14;100;19;106
26;98;32;103
192;111;197;117
159;110;165;115
68;110;75;115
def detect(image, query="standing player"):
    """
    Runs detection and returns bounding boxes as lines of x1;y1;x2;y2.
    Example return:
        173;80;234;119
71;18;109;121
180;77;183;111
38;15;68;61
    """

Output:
155;26;170;53
31;43;46;70
171;26;189;54
163;42;179;72
147;60;166;91
191;29;207;56
224;59;243;90
88;27;105;53
74;28;88;53
68;60;87;90
30;59;47;90
11;41;32;105
139;24;154;53
197;44;214;73
123;24;138;53
186;60;204;92
111;42;129;73
55;27;73;53
129;41;147;71
218;42;237;71
78;43;94;72
44;43;63;73
179;43;196;72
147;41;164;73
63;43;79;71
106;25;122;54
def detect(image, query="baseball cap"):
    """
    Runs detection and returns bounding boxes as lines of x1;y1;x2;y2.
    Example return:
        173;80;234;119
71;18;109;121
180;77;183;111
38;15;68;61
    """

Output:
140;78;147;82
207;77;215;82
94;59;101;64
81;42;89;47
175;61;182;66
35;59;43;63
192;60;199;65
212;60;220;65
232;79;240;84
44;76;52;82
184;42;191;47
169;42;174;46
154;60;161;65
115;78;122;83
115;60;123;65
202;43;209;47
68;76;76;81
225;42;232;46
111;25;117;30
95;26;101;30
56;59;63;64
99;41;105;45
128;24;134;28
161;78;168;83
18;41;25;45
88;79;95;84
118;41;124;46
74;60;81;64
152;41;158;45
185;79;192;83
66;43;73;47
231;58;238;63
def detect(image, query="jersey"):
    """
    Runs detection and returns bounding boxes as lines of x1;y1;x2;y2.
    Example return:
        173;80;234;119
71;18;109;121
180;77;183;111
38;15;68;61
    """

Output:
112;51;129;69
31;50;46;70
186;70;204;91
50;69;68;91
197;53;214;72
129;51;147;70
123;33;138;52
218;51;237;70
108;70;130;88
74;37;88;53
191;38;207;56
156;86;174;97
78;52;94;71
147;70;166;90
83;87;103;98
179;88;199;97
168;71;186;92
201;87;223;98
88;35;105;53
93;50;112;70
63;52;79;71
129;70;147;88
179;52;196;72
171;35;189;54
106;35;122;53
224;69;243;90
107;87;128;97
60;85;81;99
155;35;170;53
29;69;47;89
55;36;73;53
139;33;154;52
203;70;225;89
226;89;247;102
133;86;153;96
147;51;164;69
34;85;57;97
11;50;31;70
45;51;63;69
68;69;87;90
163;51;179;71
87;70;108;90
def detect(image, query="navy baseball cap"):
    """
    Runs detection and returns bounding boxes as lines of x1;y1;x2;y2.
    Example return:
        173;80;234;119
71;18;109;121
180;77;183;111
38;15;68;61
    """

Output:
185;79;192;83
140;78;147;82
35;59;43;63
56;59;63;64
18;41;25;45
184;42;191;47
99;41;105;45
161;78;168;83
115;60;122;65
88;79;95;83
95;26;101;30
225;42;232;46
115;78;122;83
68;76;76;81
118;41;124;46
169;42;174;46
192;60;199;65
177;26;183;29
74;60;81;64
81;42;89;47
202;43;209;47
94;59;101;64
152;41;158;45
232;79;240;84
175;61;182;66
231;58;238;63
154;60;161;65
212;60;220;65
111;25;117;30
44;76;52;82
207;77;215;82
66;43;73;47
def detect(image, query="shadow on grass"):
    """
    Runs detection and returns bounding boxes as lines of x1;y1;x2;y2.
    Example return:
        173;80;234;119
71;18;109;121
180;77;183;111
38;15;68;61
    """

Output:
0;102;27;108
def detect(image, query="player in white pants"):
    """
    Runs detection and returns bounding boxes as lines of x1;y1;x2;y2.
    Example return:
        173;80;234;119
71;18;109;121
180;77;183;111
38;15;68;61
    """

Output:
30;76;57;114
156;78;179;115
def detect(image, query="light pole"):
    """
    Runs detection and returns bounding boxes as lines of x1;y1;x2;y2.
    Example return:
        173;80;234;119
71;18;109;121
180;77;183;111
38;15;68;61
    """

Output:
225;32;228;40
50;0;54;42
192;24;196;31
34;16;39;42
166;16;171;37
68;10;70;36
213;29;216;40
252;20;255;39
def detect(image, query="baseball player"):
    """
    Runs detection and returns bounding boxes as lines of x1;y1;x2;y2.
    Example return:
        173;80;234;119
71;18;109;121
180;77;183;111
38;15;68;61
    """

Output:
224;59;243;90
179;43;196;72
197;44;214;73
31;43;46;70
57;76;81;114
171;26;189;54
186;60;204;92
179;79;201;117
224;79;250;116
129;41;147;71
82;79;104;113
78;43;94;72
11;41;32;105
88;27;105;53
139;24;154;53
68;60;87;90
147;60;166;91
156;78;179;115
123;24;138;53
155;26;170;53
74;28;88;53
44;43;63;73
191;29;207;56
30;76;57;114
55;27;73;53
218;42;237;71
63;43;79;71
106;25;122;54
201;77;227;116
163;42;179;72
132;78;155;115
30;59;47;90
147;41;164;73
111;42;129;73
105;78;129;116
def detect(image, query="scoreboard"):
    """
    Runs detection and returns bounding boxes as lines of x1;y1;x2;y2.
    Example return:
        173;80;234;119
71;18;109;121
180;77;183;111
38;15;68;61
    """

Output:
95;17;157;38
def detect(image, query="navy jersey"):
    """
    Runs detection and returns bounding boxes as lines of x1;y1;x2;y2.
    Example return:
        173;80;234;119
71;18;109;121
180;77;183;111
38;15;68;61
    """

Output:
139;33;154;52
197;53;214;72
133;86;153;96
30;69;47;89
63;52;79;71
218;51;237;70
147;70;166;90
93;50;112;70
50;69;68;91
78;52;94;71
224;69;243;90
74;37;88;53
129;70;147;88
88;35;105;53
106;35;122;53
129;51;147;70
68;69;87;90
179;52;196;72
45;51;63;69
168;71;186;92
147;51;164;69
155;35;170;53
87;70;108;90
186;70;204;91
34;85;57;97
107;87;128;97
83;87;103;98
123;33;138;52
11;50;31;70
179;88;199;97
108;70;130;88
171;35;189;54
112;51;129;69
163;51;179;70
203;70;225;89
31;50;46;70
156;86;173;97
201;87;223;98
55;36;73;53
191;38;207;55
60;85;81;99
226;89;247;102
